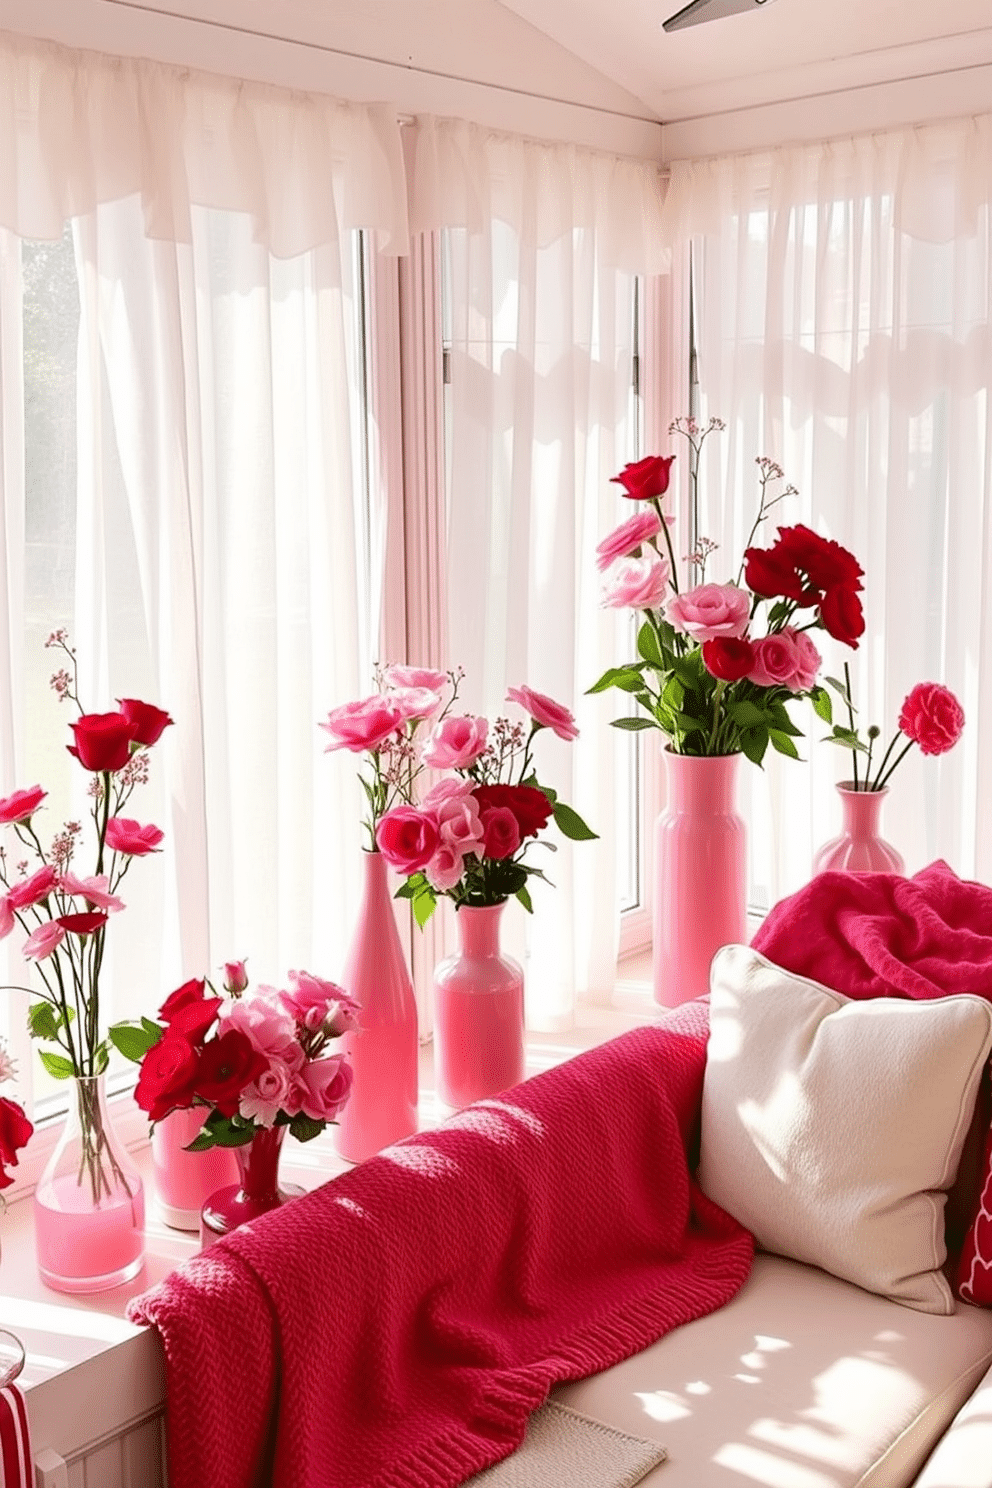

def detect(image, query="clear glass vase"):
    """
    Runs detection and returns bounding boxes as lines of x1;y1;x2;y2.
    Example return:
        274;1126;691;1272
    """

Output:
34;1073;145;1293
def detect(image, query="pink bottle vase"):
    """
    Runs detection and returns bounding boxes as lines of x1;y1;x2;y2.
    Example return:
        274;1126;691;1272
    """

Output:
200;1125;304;1248
334;850;419;1164
433;902;525;1110
654;750;747;1008
152;1107;239;1231
813;783;905;875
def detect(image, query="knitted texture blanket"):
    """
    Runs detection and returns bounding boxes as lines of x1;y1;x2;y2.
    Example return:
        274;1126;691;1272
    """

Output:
752;858;992;1002
129;998;753;1488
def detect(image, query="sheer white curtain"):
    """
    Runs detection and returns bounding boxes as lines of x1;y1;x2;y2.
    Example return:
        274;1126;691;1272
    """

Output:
661;119;992;899
410;120;668;1026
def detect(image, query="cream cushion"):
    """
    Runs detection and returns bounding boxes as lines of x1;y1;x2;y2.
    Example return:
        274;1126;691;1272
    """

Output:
698;945;992;1315
554;1254;992;1488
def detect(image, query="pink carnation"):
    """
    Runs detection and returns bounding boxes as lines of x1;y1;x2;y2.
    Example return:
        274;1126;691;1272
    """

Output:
383;665;448;693
8;865;57;911
665;583;750;643
898;683;965;756
23;921;66;961
59;872;126;914
422;715;489;770
0;786;46;825
105;818;164;856
600;552;671;611
505;685;579;742
595;509;665;572
320;696;405;754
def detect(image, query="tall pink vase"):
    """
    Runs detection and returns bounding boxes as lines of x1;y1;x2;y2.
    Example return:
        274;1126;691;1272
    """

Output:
334;850;419;1164
152;1107;239;1231
813;783;905;874
433;902;525;1109
654;750;747;1008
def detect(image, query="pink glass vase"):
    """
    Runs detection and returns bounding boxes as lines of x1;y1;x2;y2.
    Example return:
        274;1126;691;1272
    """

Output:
654;750;747;1008
34;1074;145;1293
813;782;905;875
433;902;525;1109
152;1107;239;1231
334;850;419;1164
200;1125;304;1247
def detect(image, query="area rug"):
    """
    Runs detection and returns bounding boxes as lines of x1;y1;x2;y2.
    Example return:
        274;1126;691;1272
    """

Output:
463;1400;666;1488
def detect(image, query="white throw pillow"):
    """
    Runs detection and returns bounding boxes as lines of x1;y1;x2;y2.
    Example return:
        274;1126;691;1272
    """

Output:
699;944;992;1314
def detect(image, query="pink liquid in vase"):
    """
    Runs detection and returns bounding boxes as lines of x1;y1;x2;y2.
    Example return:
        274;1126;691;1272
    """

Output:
433;902;525;1110
35;1171;145;1293
153;1107;239;1231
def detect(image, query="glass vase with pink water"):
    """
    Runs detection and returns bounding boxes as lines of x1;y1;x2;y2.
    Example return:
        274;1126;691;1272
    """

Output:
34;1074;144;1293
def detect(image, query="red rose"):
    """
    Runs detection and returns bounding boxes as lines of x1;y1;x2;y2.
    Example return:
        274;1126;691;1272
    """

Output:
742;543;808;602
116;698;174;746
611;455;675;502
0;1096;33;1188
57;910;107;936
473;784;553;839
135;1034;201;1122
0;785;46;825
159;977;207;1022
169;996;224;1046
68;711;137;772
817;585;865;647
776;525;864;591
702;636;756;682
194;1030;268;1118
7;864;57;910
479;807;521;861
375;807;440;875
898;683;965;756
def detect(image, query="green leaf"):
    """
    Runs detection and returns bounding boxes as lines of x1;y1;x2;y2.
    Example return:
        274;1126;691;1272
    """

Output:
515;884;534;913
766;599;792;628
637;621;663;668
727;700;766;728
108;1020;163;1062
188;1113;255;1150
28;1002;60;1041
823;733;869;753
766;702;803;736
412;888;437;928
393;880;417;899
810;686;833;724
662;675;684;711
825;675;854;708
769;729;802;760
739;726;769;767
552;801;598;841
93;1043;110;1074
288;1112;325;1144
673;714;704;734
39;1050;74;1080
610;716;656;731
141;1015;163;1037
586;665;644;695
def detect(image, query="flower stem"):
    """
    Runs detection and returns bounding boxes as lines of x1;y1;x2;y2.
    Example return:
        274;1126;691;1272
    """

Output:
873;737;915;793
844;662;859;790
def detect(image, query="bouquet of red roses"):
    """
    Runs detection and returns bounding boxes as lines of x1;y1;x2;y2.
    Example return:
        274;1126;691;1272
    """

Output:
112;962;356;1148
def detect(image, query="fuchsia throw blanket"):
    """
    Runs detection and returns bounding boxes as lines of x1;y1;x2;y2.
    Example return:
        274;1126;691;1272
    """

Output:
129;1000;753;1488
753;859;992;1003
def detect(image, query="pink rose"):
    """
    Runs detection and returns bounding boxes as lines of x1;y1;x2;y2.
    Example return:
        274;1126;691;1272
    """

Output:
105;818;164;856
8;865;57;910
59;872;126;914
376;807;440;874
505;685;579;742
388;687;442;723
595;509;665;572
0;786;46;825
425;844;465;892
600;552;671;611
422;715;489;770
665;583;750;642
320;696;405;754
0;899;13;940
747;629;811;691
791;629;822;691
220;991;304;1070
420;778;475;811
435;795;484;854
281;970;360;1036
23;921;66;961
384;665;448;693
223;959;249;994
480;806;521;861
294;1053;354;1123
239;1058;296;1127
898;683;965;756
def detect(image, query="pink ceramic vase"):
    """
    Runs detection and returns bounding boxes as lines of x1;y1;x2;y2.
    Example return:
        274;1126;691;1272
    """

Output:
433;902;525;1109
653;750;747;1008
813;783;905;875
152;1107;240;1231
200;1125;304;1247
334;850;419;1164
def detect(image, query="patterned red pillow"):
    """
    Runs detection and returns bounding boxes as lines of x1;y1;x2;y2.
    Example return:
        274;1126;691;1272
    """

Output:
957;1120;992;1305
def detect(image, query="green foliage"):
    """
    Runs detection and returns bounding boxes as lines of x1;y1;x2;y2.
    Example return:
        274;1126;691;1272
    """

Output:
108;1019;163;1062
810;686;833;724
39;1050;74;1080
823;725;868;752
186;1110;255;1151
28;1002;61;1041
552;802;598;841
610;716;655;731
515;884;534;913
637;621;663;668
289;1113;325;1144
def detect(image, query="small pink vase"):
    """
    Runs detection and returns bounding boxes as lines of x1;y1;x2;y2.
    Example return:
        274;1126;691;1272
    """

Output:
152;1107;239;1231
200;1125;304;1247
433;902;525;1109
813;783;905;875
334;850;419;1164
654;750;747;1008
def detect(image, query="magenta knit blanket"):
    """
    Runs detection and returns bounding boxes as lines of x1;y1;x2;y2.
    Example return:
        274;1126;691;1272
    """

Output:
128;999;753;1488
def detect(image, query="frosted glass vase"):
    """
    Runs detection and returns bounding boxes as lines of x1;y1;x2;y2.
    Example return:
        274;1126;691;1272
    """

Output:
653;750;747;1008
152;1107;239;1231
433;902;525;1109
334;850;419;1164
813;783;905;875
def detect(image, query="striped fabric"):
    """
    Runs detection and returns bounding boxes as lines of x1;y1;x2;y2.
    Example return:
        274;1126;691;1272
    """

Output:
0;1387;31;1488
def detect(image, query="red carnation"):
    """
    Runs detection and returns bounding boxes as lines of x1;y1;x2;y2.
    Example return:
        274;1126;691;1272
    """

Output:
818;585;865;647
117;698;174;747
611;455;675;502
135;1034;201;1122
193;1030;267;1118
702;636;756;683
898;683;964;756
473;784;553;840
57;910;107;936
776;525;864;592
68;711;137;772
742;543;809;603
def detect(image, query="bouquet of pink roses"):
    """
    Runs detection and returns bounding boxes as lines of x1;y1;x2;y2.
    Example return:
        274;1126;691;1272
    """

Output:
374;685;596;925
111;962;356;1148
